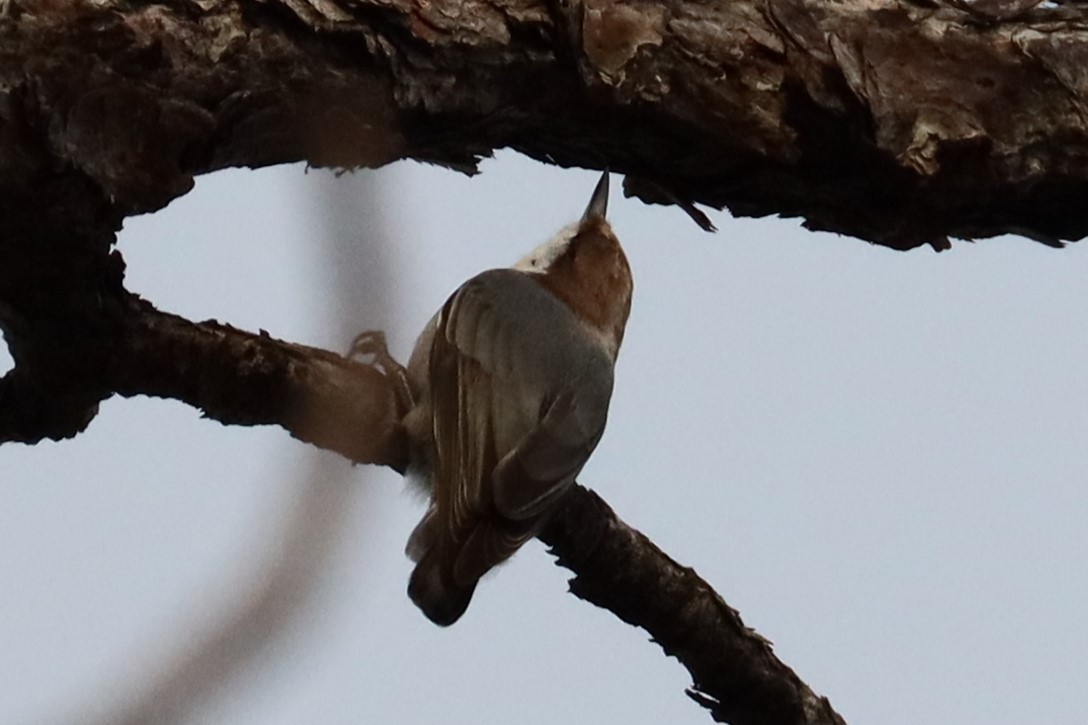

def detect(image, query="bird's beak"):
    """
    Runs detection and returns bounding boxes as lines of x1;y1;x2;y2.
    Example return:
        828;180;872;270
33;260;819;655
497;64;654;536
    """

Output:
582;171;609;222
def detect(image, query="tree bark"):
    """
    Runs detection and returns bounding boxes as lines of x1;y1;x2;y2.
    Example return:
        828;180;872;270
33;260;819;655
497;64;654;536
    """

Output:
4;0;1088;249
541;486;844;725
4;0;1083;722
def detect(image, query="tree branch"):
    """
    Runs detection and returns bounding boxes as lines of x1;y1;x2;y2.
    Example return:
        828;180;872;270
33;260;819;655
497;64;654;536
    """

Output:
3;279;847;721
111;297;408;469
0;291;408;466
3;0;1088;249
542;486;845;725
4;285;848;722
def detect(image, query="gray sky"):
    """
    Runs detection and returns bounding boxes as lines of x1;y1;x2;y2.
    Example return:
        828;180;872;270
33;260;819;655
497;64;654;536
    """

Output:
2;153;1087;723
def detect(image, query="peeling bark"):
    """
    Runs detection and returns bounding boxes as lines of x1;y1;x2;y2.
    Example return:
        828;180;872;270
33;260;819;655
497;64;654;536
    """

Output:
3;0;1088;248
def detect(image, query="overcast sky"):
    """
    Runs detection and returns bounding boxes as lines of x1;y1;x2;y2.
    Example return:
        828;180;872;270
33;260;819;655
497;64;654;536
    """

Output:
2;153;1087;724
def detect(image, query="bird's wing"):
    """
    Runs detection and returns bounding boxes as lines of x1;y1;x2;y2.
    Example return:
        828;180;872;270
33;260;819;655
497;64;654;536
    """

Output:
428;269;613;587
489;381;610;522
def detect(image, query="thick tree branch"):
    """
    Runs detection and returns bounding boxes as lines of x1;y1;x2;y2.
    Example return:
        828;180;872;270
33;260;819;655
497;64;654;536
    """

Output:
3;0;1088;248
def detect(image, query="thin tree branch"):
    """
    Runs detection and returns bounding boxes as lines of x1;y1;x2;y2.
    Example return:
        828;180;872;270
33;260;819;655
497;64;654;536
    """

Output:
6;289;846;721
0;292;409;468
542;486;844;725
5;284;848;722
0;251;846;720
111;297;409;469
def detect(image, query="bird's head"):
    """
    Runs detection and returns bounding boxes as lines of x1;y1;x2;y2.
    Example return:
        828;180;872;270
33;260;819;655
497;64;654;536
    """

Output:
514;172;633;360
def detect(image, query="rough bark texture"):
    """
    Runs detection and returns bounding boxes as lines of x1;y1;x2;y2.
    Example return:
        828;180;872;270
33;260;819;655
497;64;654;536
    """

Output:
4;0;1083;721
4;0;1088;249
0;281;406;465
541;486;845;725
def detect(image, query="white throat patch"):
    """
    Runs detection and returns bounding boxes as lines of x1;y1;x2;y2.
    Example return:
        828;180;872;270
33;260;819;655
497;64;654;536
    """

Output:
512;223;579;273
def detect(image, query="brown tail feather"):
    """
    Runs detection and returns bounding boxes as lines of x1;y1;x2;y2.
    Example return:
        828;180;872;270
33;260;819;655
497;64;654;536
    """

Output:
408;549;477;626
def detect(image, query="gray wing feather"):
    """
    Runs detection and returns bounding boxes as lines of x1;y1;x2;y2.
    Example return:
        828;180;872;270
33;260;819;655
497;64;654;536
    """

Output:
428;269;614;585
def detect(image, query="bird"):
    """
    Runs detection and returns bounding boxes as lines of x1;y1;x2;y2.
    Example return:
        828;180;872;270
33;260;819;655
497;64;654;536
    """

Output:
395;171;634;626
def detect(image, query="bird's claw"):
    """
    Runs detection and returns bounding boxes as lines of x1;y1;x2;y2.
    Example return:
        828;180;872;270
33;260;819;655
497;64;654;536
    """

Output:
348;330;413;417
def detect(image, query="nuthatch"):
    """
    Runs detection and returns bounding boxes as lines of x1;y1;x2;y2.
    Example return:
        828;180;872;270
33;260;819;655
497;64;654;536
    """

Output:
392;171;633;626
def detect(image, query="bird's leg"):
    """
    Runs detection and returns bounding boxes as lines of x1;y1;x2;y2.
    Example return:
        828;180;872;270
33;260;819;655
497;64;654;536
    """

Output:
348;330;413;418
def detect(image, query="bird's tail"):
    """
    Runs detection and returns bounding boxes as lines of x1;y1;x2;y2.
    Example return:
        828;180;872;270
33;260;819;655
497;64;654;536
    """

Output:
408;549;477;626
406;509;477;626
